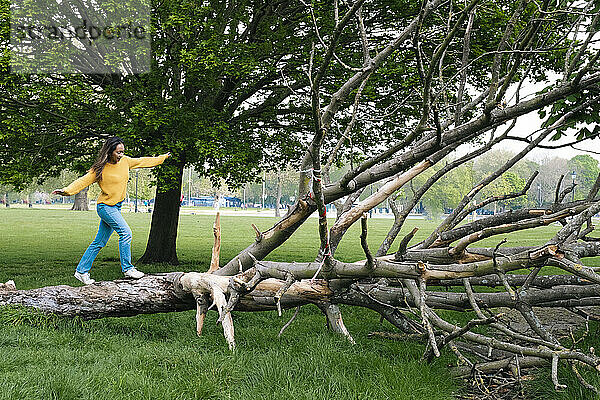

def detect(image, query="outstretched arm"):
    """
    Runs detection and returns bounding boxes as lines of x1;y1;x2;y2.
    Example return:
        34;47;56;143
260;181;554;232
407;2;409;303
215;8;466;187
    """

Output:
52;170;96;196
126;153;170;170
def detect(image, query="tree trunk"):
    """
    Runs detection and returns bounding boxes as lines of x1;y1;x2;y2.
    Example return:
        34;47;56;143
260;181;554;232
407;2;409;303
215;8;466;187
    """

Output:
0;274;192;319
138;162;184;265
0;273;329;319
275;174;282;218
71;187;89;211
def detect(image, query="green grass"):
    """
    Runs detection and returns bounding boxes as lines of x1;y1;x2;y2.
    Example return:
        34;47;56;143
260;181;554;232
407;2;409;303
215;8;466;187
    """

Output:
0;207;599;399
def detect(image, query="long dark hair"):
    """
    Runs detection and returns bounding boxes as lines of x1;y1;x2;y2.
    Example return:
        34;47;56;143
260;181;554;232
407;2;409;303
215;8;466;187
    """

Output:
91;137;124;182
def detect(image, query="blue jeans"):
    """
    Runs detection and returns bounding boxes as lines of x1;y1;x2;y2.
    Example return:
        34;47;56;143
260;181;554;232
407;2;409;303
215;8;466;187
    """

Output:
76;202;135;274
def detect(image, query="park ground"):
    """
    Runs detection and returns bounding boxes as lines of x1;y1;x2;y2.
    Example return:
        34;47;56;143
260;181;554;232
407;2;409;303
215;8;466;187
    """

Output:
1;207;600;399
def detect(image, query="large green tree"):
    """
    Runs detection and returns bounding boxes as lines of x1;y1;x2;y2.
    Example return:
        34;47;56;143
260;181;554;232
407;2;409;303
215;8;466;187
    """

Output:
1;1;314;263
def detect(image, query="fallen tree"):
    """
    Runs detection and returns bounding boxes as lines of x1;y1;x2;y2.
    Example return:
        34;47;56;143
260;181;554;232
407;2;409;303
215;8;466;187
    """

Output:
3;199;600;390
3;0;600;395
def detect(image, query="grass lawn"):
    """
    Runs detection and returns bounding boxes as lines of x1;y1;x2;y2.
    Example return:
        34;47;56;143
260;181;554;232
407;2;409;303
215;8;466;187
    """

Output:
0;207;599;399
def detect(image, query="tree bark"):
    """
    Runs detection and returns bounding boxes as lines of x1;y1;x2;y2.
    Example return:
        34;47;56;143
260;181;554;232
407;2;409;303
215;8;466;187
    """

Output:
0;274;192;319
138;162;184;265
71;187;89;211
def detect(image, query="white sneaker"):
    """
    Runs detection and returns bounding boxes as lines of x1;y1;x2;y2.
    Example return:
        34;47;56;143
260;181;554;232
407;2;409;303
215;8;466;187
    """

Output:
124;268;144;279
74;272;95;285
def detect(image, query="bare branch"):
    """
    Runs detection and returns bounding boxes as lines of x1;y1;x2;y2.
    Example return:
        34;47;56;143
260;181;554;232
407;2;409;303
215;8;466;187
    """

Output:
454;6;476;124
395;227;419;261
566;9;600;81
487;0;526;107
449;204;587;256
360;215;374;269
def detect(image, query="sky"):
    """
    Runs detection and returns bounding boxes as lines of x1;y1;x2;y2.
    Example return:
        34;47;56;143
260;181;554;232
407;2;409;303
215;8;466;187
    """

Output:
455;71;600;164
499;112;600;163
451;109;600;165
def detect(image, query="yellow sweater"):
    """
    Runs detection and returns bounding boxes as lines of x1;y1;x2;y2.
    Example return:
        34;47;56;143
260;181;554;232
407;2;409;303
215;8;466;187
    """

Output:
63;154;169;205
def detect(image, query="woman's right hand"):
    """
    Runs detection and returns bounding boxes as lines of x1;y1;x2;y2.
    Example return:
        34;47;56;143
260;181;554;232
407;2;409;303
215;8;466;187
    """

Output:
52;189;67;196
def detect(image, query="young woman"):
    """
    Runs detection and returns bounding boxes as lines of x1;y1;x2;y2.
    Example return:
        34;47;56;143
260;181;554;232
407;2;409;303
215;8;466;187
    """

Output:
53;137;170;285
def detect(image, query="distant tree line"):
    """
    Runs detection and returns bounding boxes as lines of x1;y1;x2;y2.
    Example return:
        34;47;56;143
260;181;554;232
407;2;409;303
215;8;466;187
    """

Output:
3;152;598;218
404;152;600;217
